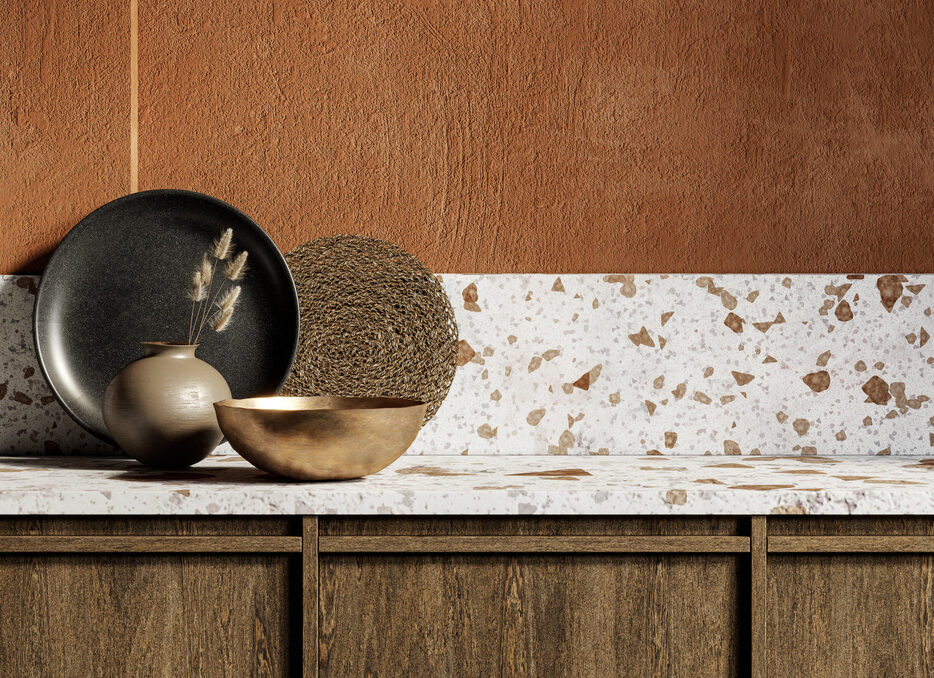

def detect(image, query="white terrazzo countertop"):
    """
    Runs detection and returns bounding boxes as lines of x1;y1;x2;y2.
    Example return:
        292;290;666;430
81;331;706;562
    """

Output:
2;453;934;516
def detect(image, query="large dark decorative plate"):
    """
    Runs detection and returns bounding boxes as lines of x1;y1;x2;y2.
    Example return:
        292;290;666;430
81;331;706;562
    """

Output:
34;189;299;442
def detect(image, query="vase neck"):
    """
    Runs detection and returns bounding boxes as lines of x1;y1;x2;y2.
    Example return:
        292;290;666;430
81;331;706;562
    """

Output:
141;342;198;358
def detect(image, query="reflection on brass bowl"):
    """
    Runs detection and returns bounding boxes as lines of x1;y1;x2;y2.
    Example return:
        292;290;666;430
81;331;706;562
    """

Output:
214;396;427;480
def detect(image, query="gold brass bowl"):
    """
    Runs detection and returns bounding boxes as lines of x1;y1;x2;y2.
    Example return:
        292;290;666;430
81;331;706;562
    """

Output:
214;396;427;480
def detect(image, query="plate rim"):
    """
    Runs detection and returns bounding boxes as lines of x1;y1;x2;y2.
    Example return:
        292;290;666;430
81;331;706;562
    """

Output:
32;188;300;443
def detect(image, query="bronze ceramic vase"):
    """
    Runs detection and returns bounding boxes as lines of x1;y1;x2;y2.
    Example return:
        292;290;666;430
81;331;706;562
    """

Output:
103;342;231;468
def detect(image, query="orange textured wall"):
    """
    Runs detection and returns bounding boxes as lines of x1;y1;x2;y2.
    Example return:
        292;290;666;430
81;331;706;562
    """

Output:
2;1;933;274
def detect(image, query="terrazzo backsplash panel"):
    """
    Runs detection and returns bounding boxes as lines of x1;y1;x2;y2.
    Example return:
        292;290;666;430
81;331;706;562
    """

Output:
2;274;932;456
419;273;933;456
0;277;112;454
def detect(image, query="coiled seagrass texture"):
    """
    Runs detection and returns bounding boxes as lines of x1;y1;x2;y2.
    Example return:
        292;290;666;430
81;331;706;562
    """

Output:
281;235;458;422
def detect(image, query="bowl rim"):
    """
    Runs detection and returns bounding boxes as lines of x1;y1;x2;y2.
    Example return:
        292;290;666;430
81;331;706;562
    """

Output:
214;395;428;412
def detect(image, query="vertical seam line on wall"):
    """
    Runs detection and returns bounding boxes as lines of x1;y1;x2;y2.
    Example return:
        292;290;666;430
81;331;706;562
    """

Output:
129;0;139;192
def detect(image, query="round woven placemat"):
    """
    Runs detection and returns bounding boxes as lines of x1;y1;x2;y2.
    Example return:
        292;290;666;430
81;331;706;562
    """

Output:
281;235;458;422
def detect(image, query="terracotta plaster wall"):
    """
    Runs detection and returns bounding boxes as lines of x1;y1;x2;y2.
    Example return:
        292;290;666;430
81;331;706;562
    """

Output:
2;0;933;274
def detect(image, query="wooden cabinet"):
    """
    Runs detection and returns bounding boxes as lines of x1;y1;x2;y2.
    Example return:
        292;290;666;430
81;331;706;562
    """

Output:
0;516;932;677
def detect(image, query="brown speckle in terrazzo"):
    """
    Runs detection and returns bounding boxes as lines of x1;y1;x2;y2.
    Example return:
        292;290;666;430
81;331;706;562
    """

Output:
763;355;777;364
825;283;852;299
551;277;565;292
672;383;686;399
803;371;830;393
835;301;854;321
527;409;546;425
15;277;38;295
629;326;655;347
747;290;759;302
921;328;930;347
477;424;497;439
12;392;32;405
504;366;512;376
724;313;744;333
723;440;741;455
793;418;810;436
877;447;892;455
877;275;907;312
907;333;917;344
661;311;674;325
542;349;560;361
776;411;788;423
721;395;736;404
23;367;34;379
558;430;576;448
456;340;476;366
733;484;796;491
855;360;867;371
693;391;712;404
567;413;584;428
862;375;891;405
863;416;873;426
665;489;687;505
653;375;664;389
572;364;602;390
903;297;914;308
528;356;542;372
490;390;501;401
658;336;667;349
818;299;835;316
397;466;472;477
835;430;847;441
507;335;517;344
510;468;592;477
752;313;785;333
591;448;610;455
703;366;714;378
732;371;755;386
782;278;792;288
801;446;818;455
645;400;657;415
609;392;620;405
592;299;599;309
463;283;481;312
665;432;677;448
817;351;832;367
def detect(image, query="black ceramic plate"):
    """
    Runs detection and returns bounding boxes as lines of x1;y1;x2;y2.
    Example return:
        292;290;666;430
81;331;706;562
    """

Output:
34;189;300;443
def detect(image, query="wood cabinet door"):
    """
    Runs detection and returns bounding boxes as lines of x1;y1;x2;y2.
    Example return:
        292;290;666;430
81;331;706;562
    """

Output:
768;518;934;678
0;518;295;678
319;518;744;678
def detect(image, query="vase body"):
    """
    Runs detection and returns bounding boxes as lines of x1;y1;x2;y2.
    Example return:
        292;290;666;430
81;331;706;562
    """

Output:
103;342;231;468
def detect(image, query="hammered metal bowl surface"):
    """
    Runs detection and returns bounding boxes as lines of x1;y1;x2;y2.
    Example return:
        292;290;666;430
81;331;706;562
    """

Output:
214;396;427;480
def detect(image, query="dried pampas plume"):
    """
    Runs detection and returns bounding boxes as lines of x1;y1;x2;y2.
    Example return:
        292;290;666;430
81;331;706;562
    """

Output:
216;285;241;313
210;307;234;332
187;270;205;302
187;228;249;344
212;228;234;260
224;251;249;281
199;252;214;287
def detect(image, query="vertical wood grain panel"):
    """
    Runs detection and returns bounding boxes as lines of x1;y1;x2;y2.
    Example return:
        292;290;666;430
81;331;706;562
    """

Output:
768;518;934;677
750;517;767;678
0;518;292;678
302;517;318;678
320;553;740;677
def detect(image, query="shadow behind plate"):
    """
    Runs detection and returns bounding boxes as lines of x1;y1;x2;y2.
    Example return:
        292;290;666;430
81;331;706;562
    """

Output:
34;190;299;443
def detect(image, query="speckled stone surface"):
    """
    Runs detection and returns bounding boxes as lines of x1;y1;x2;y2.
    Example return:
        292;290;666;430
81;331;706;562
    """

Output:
2;274;933;457
419;273;934;456
0;277;112;455
2;453;934;515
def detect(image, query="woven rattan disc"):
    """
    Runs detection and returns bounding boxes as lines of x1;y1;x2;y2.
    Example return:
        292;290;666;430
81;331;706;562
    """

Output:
281;235;458;423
